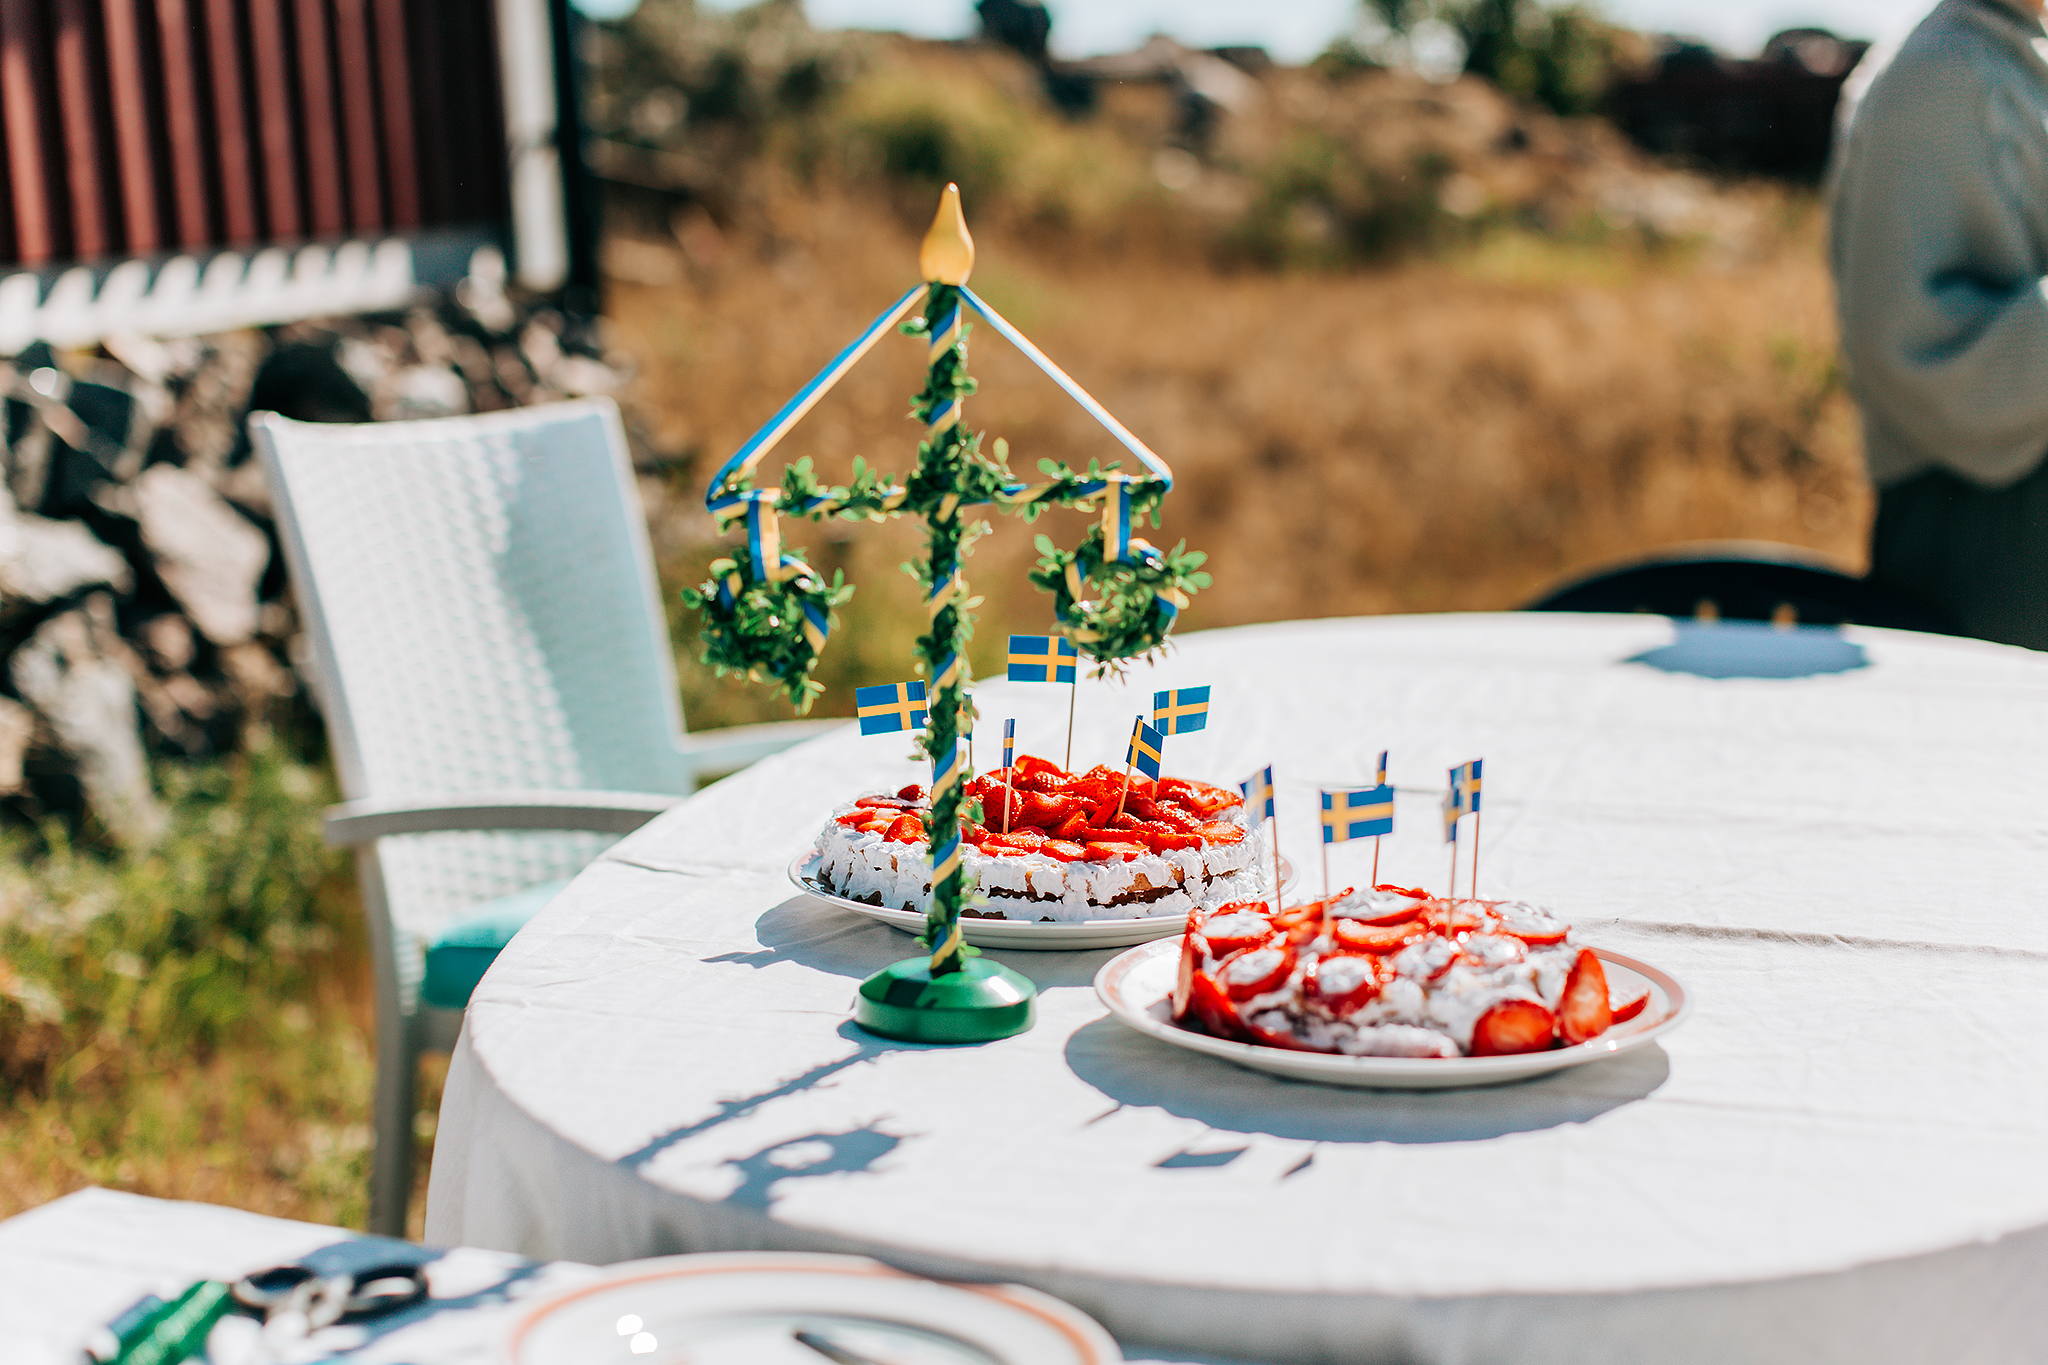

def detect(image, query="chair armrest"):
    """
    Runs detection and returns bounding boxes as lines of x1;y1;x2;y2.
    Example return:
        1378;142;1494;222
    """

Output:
323;789;684;847
681;717;846;775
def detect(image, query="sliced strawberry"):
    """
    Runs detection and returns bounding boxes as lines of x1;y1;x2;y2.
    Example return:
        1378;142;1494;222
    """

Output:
1142;827;1203;853
1052;810;1091;841
1240;1012;1329;1052
896;783;926;801
1470;998;1558;1056
1083;840;1150;861
1374;883;1432;899
1152;804;1205;834
1333;918;1431;955
1013;754;1065;781
983;831;1047;852
1121;791;1160;822
1016;770;1071;794
1019;792;1086;831
857;819;892;835
1183;968;1248;1041
1350;898;1423;927
855;795;913;810
1305;952;1386;1015
1108;811;1142;831
1040;838;1088;862
834;811;869;826
1218;941;1295;1000
1197;906;1279;957
883;815;925;844
1160;778;1241;816
1558;949;1614;1045
1198;821;1247;845
1172;923;1205;1020
1427;901;1486;934
963;823;988;843
1609;988;1651;1025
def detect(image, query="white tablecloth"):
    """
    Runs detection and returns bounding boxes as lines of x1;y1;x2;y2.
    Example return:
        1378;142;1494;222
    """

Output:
426;613;2048;1364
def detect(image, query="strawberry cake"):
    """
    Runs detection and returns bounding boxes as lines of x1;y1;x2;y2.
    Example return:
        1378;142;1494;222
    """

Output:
1172;885;1648;1058
811;755;1268;922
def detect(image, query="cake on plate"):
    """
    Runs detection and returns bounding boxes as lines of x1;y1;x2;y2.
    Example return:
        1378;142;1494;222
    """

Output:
1172;886;1648;1057
811;756;1268;922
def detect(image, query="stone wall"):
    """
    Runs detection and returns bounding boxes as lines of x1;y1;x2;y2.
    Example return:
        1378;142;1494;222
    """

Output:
0;268;625;845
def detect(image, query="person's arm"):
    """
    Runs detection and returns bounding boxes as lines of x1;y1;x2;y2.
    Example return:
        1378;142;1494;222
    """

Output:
1833;32;2048;487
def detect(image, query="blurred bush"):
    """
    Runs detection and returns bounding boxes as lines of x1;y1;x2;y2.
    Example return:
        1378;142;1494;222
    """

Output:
0;741;345;1096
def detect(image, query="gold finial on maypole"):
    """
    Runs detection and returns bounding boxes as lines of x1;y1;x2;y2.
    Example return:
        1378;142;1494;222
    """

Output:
919;183;975;285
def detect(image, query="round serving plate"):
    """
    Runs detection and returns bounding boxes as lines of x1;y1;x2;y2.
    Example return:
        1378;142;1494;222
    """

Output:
1093;939;1690;1090
503;1251;1119;1365
789;853;1296;951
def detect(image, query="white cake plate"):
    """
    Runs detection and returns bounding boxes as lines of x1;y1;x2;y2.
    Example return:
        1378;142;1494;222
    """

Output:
505;1251;1119;1365
1094;938;1690;1089
788;852;1296;951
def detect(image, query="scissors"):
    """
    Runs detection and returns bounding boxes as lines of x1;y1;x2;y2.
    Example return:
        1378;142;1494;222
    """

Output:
230;1259;429;1349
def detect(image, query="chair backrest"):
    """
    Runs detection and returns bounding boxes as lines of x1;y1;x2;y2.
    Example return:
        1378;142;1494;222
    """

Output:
252;398;693;966
1523;541;1953;635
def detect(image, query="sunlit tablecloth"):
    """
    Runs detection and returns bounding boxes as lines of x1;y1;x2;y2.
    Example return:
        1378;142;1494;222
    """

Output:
425;613;2048;1364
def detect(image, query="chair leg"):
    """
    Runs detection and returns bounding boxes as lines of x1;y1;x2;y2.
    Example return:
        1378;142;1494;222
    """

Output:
356;849;418;1238
368;1003;419;1238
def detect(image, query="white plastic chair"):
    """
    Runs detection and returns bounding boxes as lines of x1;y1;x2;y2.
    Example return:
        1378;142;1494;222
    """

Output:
252;397;835;1236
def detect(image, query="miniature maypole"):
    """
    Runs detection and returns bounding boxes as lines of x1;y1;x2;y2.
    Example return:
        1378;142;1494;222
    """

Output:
683;185;1210;1043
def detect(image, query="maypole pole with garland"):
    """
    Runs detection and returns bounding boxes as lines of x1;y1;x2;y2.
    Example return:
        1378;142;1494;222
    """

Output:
683;186;1211;1043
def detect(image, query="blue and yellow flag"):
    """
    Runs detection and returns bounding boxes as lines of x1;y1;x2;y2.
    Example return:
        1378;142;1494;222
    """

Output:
1322;785;1394;844
1126;715;1165;781
1152;686;1211;736
855;680;928;736
1003;718;1015;770
1374;749;1389;787
1007;634;1078;684
1450;758;1482;815
1442;787;1460;843
1238;764;1275;822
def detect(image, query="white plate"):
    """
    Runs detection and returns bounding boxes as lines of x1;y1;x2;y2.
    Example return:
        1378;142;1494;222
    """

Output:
788;853;1296;951
504;1251;1119;1365
1094;938;1690;1090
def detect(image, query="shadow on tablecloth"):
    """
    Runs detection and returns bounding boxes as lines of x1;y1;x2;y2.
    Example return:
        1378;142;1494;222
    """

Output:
1063;1016;1670;1145
1623;622;1868;680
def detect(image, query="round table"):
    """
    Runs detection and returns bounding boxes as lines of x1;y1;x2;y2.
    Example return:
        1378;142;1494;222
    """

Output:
425;613;2048;1365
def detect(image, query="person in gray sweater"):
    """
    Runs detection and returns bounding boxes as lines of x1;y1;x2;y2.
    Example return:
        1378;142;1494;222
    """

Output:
1829;0;2048;648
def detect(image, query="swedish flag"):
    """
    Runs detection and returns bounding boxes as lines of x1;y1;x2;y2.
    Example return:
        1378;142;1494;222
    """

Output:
1152;686;1211;736
1450;758;1482;814
1442;787;1460;843
1126;716;1165;781
855;680;928;736
1374;749;1388;787
1322;785;1394;844
1238;764;1275;822
1007;634;1078;684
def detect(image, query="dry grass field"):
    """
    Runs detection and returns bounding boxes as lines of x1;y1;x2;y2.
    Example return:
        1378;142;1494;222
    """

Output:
611;178;1866;730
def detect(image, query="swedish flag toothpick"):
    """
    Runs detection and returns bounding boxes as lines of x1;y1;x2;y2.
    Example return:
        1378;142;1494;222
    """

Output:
856;680;928;735
1007;633;1080;768
1239;763;1280;911
1321;779;1394;899
1126;715;1164;781
1444;757;1483;900
1152;686;1211;737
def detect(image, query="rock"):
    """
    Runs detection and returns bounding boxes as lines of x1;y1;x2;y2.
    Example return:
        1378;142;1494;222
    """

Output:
133;464;269;646
10;600;165;845
0;489;131;613
0;696;33;793
375;364;470;420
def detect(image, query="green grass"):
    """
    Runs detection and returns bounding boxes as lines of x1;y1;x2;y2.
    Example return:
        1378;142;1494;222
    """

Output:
0;741;398;1230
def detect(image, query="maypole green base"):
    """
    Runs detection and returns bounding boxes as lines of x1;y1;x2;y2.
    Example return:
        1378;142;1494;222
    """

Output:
854;957;1037;1043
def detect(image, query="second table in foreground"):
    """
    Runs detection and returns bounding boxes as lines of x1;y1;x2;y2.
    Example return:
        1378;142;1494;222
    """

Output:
426;613;2048;1365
